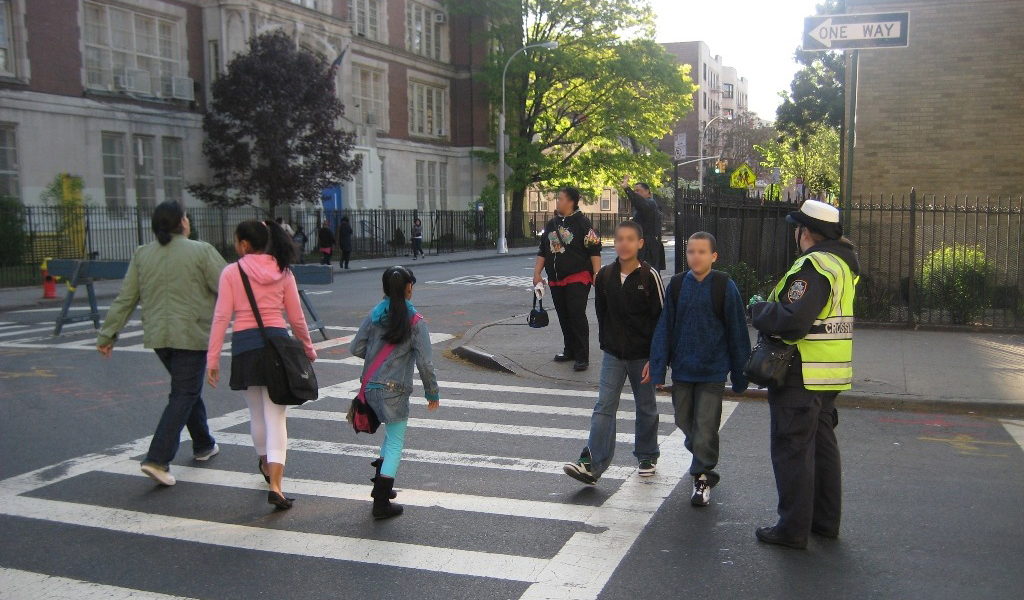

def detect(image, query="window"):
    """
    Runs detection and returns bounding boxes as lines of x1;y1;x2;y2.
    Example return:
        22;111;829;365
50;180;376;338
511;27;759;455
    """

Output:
348;0;380;41
723;83;733;99
0;0;13;75
101;132;127;212
600;189;611;211
84;2;183;97
415;159;446;211
408;81;446;137
702;62;706;81
0;124;18;199
162;137;183;203
353;153;367;209
723;108;734;119
208;40;220;82
528;189;539;212
352;65;386;128
406;1;443;60
132;136;155;211
702;91;707;110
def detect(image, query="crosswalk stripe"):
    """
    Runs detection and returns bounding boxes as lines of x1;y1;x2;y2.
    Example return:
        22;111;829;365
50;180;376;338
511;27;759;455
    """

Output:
423;379;601;398
290;409;668;444
99;461;600;524
0;320;93;339
406;396;645;421
313;334;354;351
213;431;636;480
0;496;549;583
57;330;144;348
0;567;197;600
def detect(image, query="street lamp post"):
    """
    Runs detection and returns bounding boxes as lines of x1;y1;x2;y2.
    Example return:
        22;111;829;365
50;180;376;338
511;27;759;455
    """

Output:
497;41;558;254
697;114;731;196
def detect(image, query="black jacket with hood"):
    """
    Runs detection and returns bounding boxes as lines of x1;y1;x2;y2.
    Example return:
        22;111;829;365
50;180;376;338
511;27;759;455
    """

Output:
595;259;665;361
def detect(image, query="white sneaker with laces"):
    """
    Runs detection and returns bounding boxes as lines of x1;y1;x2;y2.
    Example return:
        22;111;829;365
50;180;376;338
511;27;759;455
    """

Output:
194;443;220;461
141;463;176;486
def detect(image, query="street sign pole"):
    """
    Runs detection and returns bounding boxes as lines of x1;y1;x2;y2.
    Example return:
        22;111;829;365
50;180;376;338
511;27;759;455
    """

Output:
843;49;860;230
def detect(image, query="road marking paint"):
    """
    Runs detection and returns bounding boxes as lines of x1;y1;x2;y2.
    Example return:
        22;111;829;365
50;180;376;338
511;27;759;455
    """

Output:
0;320;95;339
325;326;360;331
313;334;354;351
56;329;144;348
99;461;600;524
918;433;1016;457
422;380;600;398
518;401;738;600
0;567;198;600
212;431;635;480
0;324;26;331
11;305;111;313
402;396;645;421
0;496;549;583
290;409;667;444
999;420;1024;453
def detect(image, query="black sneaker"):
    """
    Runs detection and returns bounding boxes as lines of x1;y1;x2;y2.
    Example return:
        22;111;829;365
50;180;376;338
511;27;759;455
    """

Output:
690;474;710;506
553;352;575;362
756;525;808;549
638;459;657;477
573;360;589;372
563;456;597;485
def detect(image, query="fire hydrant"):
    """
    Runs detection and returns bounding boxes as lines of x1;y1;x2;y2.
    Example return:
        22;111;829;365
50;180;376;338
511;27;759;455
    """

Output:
42;258;56;299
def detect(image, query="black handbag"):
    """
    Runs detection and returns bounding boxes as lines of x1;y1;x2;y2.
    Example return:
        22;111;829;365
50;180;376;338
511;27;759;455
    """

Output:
744;333;798;389
528;293;549;328
238;263;318;406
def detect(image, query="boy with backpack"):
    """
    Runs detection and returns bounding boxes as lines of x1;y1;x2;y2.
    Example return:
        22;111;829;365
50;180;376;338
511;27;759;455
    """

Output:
647;232;751;506
563;221;664;485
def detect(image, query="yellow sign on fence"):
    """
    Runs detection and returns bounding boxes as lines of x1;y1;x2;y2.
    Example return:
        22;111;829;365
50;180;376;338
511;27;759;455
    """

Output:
730;163;756;189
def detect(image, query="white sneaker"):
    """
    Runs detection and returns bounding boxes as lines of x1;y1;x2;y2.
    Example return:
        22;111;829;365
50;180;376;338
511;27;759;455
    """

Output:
141;463;176;486
690;474;710;506
194;443;220;461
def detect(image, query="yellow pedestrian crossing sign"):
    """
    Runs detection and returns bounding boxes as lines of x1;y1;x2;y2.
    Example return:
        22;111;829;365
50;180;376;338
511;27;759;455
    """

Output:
730;163;756;189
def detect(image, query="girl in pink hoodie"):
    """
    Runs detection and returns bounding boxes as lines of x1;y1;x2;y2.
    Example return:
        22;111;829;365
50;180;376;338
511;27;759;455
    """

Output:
206;219;317;510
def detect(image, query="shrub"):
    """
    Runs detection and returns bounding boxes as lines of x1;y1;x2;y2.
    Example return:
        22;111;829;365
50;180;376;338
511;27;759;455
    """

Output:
716;262;760;304
920;245;996;325
0;195;27;267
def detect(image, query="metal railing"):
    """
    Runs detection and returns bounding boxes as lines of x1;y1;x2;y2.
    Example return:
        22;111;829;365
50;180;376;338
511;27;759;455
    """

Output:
674;190;1024;329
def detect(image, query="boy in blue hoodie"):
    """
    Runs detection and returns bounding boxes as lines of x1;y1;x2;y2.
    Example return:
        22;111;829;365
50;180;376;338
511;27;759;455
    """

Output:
647;232;751;506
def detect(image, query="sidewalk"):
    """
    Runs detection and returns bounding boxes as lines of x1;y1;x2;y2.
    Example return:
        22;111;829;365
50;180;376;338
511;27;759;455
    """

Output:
452;306;1024;417
0;246;537;313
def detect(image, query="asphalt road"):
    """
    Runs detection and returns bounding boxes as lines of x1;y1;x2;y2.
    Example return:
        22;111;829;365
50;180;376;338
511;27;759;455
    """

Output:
0;251;1022;600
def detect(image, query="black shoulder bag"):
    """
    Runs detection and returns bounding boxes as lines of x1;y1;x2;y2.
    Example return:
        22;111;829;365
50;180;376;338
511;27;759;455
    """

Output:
744;334;797;389
238;263;319;405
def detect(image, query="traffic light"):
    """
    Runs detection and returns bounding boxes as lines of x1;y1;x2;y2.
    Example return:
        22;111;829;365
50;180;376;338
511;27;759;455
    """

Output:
714;159;728;174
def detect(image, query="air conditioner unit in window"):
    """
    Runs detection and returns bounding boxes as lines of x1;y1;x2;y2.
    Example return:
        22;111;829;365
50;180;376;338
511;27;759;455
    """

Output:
365;112;378;126
434;13;447;24
171;76;195;101
114;68;152;95
436;127;446;137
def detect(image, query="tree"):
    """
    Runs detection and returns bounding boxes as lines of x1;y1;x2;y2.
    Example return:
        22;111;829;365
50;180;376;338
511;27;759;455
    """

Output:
189;31;361;211
755;127;840;201
775;0;846;148
451;0;695;235
715;110;776;180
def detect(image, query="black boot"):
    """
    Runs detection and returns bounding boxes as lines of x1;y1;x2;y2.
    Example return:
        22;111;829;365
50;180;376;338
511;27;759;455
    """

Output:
371;476;404;520
370;458;397;499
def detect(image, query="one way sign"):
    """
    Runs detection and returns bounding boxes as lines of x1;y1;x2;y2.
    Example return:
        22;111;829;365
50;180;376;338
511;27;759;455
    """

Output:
804;12;909;51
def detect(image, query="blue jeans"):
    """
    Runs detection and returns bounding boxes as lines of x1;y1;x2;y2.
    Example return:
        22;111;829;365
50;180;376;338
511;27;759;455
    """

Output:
672;381;725;486
586;353;660;478
145;348;216;468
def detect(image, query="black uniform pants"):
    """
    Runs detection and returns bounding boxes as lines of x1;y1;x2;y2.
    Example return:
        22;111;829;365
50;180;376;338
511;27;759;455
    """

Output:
768;386;842;540
549;282;591;362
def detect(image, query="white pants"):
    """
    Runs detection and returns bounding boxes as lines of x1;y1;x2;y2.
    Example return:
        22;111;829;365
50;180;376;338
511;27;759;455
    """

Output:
243;386;288;465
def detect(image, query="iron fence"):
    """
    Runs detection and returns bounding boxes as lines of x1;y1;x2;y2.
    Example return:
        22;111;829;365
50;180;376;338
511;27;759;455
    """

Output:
0;205;631;288
674;190;1024;329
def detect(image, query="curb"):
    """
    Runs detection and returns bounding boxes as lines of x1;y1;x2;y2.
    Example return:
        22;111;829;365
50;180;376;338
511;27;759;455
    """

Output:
453;315;1024;420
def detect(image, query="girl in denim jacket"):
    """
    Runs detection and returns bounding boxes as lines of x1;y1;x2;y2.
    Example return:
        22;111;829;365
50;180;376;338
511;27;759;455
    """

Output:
350;266;440;519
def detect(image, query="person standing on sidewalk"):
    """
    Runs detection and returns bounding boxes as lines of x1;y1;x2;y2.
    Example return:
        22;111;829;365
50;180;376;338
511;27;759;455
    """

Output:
563;221;663;485
338;216;354;269
351;266;440;519
292;225;308;264
411;218;425;260
647;232;750;507
750;200;859;549
317;219;336;265
96;201;227;486
620;175;665;271
206;219;317;510
533;187;603;372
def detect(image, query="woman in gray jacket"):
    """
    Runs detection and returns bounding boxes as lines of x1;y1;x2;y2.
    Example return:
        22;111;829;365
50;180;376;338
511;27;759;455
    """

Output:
350;266;440;519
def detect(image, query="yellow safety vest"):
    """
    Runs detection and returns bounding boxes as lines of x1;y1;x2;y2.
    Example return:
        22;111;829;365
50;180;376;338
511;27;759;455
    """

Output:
769;251;859;391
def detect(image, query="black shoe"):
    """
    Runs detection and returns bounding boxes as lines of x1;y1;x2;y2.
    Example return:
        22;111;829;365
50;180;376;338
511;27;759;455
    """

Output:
755;526;807;549
258;458;270;484
553;353;575;363
811;525;840;539
370;458;397;499
371;477;404;520
268;491;294;510
573;360;589;371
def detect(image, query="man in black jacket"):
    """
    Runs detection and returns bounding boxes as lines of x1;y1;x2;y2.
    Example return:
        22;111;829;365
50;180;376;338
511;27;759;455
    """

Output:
533;187;603;371
621;175;666;270
563;221;664;485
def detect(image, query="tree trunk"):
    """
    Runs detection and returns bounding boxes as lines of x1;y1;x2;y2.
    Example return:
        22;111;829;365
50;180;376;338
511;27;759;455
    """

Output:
509;186;526;241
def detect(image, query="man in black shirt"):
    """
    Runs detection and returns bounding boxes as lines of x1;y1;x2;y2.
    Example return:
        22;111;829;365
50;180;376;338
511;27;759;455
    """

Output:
621;175;665;270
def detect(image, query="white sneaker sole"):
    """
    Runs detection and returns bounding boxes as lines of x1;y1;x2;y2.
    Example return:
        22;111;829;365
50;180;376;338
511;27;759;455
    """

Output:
141;464;176;486
562;464;597;486
638;469;656;477
194;444;220;461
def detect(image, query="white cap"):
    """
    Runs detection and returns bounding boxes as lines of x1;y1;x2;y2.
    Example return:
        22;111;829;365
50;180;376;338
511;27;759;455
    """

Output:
800;200;840;223
787;199;843;239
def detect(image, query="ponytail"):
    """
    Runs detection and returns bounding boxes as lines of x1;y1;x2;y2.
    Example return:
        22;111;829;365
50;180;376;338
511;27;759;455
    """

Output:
381;266;415;344
234;218;296;272
151;201;185;245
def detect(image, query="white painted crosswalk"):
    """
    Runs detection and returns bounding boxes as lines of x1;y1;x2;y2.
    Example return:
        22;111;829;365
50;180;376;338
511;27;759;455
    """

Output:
0;365;734;599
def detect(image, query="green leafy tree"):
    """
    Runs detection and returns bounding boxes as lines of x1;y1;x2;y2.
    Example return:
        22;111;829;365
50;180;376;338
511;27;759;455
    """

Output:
921;246;996;325
775;0;846;148
190;31;361;211
0;195;27;267
451;0;695;235
755;127;840;201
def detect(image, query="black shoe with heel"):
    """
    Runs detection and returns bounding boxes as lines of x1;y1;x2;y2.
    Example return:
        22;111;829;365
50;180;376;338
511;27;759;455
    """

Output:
553;352;574;363
257;458;270;484
268;491;294;510
371;477;403;520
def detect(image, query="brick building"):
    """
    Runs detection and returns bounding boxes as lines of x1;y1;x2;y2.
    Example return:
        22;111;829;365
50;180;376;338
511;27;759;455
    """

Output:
0;0;492;210
846;0;1024;197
